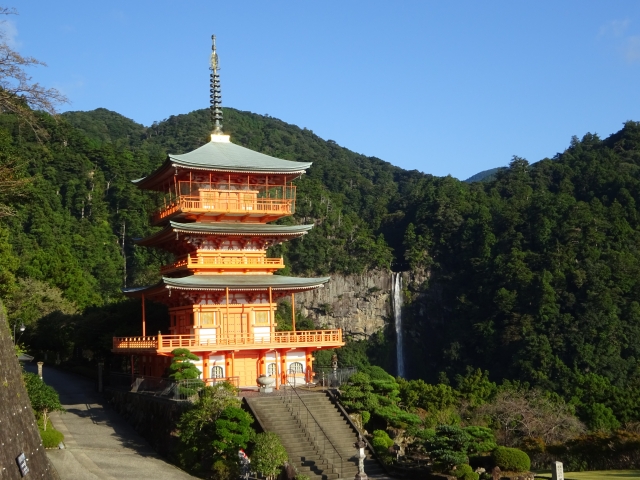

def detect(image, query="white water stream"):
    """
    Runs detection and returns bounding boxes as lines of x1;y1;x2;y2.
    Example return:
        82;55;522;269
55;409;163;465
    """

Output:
392;272;405;378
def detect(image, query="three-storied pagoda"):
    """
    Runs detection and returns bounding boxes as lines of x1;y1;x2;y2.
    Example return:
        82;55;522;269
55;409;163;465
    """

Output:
111;36;343;388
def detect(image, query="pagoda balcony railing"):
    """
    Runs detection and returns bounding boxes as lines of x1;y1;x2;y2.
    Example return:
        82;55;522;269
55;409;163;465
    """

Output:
112;329;343;352
153;187;296;224
160;253;284;274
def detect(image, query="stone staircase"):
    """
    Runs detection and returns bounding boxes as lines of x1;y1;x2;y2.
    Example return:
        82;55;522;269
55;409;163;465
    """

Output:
245;391;385;480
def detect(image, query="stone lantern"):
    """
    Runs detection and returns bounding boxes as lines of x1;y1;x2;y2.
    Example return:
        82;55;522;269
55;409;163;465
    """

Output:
354;435;367;480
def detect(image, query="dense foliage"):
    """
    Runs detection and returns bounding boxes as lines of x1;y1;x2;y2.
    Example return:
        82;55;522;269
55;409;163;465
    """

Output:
250;432;288;480
176;382;253;475
23;371;64;431
4;104;640;432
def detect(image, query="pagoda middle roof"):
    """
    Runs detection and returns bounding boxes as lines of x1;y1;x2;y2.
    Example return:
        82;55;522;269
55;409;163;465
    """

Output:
123;275;330;296
134;221;314;246
133;140;312;190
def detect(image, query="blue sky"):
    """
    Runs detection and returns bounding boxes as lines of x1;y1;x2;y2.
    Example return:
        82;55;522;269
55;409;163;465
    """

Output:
10;1;640;179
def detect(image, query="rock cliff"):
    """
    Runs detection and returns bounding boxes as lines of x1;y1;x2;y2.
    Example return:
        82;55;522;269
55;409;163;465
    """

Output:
296;269;393;338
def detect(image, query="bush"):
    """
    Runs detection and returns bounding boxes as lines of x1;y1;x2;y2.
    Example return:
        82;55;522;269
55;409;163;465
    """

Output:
371;429;394;453
40;424;64;448
361;410;371;425
450;464;479;480
210;458;239;480
491;446;530;472
251;432;288;480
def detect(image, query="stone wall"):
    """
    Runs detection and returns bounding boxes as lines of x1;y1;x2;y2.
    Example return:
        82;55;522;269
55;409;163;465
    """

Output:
0;302;60;480
296;269;393;338
103;389;187;459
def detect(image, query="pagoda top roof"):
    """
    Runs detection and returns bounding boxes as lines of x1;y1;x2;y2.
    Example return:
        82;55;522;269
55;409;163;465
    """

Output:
133;137;311;189
123;274;329;297
134;221;314;247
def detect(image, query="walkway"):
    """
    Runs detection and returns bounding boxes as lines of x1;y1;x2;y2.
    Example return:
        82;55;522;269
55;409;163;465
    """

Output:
25;365;195;480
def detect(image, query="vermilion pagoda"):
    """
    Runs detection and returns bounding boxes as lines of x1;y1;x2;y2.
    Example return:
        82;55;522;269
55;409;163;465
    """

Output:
111;36;343;388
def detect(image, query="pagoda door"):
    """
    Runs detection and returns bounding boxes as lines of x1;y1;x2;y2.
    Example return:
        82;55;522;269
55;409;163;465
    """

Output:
234;352;258;388
223;313;247;344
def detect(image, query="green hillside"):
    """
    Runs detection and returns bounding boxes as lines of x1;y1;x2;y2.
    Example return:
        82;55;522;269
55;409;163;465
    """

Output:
464;166;504;183
4;107;640;428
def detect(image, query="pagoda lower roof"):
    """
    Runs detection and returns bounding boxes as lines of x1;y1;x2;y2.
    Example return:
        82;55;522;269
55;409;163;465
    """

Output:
123;275;330;297
133;140;311;190
134;221;313;247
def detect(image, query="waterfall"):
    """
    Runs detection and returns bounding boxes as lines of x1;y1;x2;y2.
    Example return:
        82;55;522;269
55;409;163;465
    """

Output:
392;272;405;378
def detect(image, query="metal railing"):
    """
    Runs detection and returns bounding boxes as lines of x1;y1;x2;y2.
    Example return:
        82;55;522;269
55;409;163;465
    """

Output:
107;372;239;401
112;329;343;351
282;369;344;479
312;366;358;388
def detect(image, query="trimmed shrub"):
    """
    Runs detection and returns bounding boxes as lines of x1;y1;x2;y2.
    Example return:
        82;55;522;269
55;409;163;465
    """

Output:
38;418;64;448
491;446;530;472
371;430;394;453
40;426;64;448
450;464;479;480
361;410;371;425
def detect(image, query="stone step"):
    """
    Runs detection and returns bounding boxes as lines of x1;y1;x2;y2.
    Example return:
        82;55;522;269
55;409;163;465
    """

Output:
244;393;384;480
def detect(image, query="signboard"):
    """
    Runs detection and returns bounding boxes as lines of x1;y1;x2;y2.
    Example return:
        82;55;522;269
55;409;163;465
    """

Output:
552;461;564;480
16;453;29;477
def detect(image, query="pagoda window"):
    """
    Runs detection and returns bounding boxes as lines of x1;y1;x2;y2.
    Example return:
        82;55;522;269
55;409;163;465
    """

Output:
201;312;217;326
267;363;276;377
290;362;304;374
211;366;224;379
254;311;269;325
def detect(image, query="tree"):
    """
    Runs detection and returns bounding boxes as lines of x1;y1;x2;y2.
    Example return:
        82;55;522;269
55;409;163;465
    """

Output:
251;432;288;480
476;388;585;446
169;348;201;380
210;406;253;456
0;7;67;136
0;7;67;219
177;382;241;471
23;372;63;431
423;425;495;471
7;277;78;327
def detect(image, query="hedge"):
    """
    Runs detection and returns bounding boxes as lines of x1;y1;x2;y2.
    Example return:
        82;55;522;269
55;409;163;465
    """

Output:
491;446;530;472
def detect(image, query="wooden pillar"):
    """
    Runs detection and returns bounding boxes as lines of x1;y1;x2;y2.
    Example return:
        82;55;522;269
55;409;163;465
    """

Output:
226;352;233;380
306;349;314;384
259;350;266;376
280;349;287;387
274;350;280;390
268;287;274;335
203;354;209;386
230;351;235;385
291;293;296;332
225;287;230;334
141;294;146;337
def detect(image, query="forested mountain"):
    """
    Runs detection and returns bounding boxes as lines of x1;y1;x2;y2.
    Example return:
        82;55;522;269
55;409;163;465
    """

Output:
4;106;640;426
464;166;504;183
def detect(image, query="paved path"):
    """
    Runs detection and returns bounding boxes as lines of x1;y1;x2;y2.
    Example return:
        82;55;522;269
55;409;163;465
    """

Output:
25;365;195;480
